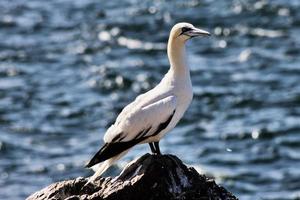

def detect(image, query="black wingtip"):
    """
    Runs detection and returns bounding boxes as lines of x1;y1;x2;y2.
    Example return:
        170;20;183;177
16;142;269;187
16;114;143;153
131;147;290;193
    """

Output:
85;162;93;168
85;143;109;168
85;156;101;168
86;139;145;169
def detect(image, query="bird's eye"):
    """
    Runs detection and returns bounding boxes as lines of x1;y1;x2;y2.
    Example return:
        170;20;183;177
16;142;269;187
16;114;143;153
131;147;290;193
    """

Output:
181;27;192;33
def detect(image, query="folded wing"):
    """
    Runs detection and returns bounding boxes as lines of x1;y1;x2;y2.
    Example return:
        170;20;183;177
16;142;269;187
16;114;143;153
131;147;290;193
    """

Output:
86;95;177;168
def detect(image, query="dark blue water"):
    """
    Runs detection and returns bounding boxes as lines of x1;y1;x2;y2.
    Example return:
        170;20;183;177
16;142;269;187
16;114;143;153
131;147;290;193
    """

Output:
0;0;299;199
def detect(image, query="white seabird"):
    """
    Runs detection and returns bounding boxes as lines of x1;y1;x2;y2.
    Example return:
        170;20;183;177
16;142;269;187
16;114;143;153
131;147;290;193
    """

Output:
86;22;210;182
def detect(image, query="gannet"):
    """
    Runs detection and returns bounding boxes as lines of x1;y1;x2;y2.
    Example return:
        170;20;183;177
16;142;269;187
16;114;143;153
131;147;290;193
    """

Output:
86;22;210;182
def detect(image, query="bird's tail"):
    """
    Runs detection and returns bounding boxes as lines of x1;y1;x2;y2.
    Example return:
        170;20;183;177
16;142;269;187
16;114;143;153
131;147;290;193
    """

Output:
88;158;113;183
87;150;129;183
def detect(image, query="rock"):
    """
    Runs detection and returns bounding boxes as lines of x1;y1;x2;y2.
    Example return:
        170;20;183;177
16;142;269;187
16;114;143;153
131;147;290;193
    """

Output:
27;154;238;200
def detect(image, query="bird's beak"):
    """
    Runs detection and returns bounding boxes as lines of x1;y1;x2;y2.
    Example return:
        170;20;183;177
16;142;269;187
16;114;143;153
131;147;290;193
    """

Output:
187;28;211;37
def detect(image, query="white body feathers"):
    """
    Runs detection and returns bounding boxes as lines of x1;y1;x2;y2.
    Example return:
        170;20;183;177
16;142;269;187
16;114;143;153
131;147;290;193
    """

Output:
87;22;210;182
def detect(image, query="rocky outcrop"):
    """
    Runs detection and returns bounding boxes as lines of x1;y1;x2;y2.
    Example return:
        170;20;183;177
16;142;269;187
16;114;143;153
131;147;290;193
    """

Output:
27;154;238;200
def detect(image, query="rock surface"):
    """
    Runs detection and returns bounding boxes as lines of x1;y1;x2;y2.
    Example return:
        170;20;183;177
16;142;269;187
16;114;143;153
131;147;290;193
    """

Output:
27;154;238;200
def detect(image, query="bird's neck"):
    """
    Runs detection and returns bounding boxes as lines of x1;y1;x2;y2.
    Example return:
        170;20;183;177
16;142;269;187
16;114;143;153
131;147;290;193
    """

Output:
167;38;189;78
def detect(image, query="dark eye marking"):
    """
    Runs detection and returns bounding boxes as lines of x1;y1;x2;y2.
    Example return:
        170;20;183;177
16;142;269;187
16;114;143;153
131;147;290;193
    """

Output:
179;27;193;37
181;27;192;33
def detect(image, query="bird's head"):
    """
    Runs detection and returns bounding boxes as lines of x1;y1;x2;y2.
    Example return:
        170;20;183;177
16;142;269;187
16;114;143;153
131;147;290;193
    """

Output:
170;22;210;42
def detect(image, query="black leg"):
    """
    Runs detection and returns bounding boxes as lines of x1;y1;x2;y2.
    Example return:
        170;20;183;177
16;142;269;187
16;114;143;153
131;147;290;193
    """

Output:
149;143;156;154
154;142;161;155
